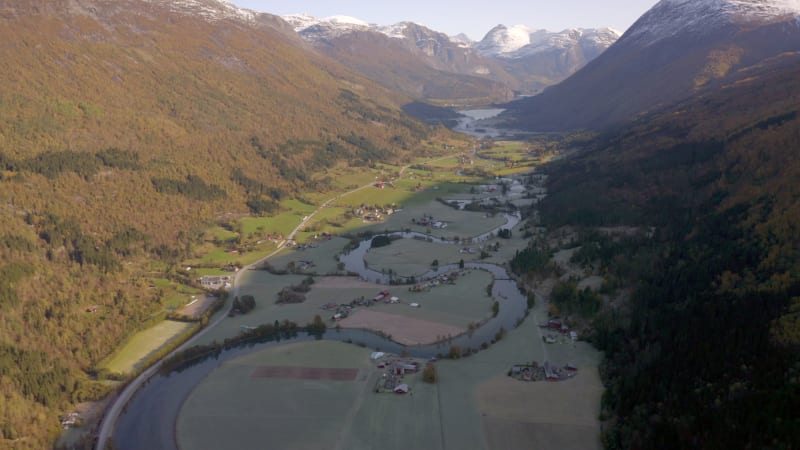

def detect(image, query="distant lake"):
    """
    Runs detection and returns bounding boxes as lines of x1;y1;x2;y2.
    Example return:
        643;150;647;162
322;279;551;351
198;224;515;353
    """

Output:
458;108;505;120
454;108;507;138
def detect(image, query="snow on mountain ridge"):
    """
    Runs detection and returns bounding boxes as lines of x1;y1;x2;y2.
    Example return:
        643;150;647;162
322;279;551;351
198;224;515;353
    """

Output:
623;0;800;47
450;33;473;48
326;15;370;27
285;13;416;40
378;22;412;40
285;14;619;59
283;14;370;34
143;0;255;22
475;24;532;55
477;26;620;59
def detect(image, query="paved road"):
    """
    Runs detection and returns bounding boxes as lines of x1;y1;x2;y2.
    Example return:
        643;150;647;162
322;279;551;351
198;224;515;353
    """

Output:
94;156;445;449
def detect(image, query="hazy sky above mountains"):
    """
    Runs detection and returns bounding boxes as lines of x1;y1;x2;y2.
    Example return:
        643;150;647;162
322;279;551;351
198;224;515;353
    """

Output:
230;0;660;40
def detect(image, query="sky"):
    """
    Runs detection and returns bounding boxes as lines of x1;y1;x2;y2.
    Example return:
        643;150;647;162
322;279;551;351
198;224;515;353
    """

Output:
229;0;662;40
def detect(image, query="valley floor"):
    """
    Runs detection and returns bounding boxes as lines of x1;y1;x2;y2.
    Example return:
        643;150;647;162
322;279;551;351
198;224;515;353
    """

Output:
171;171;603;450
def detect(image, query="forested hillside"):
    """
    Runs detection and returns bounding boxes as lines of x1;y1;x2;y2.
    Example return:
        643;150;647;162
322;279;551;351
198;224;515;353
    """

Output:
0;2;448;447
534;53;800;448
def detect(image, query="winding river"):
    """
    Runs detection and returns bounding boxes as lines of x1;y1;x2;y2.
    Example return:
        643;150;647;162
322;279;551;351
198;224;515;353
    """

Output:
112;227;529;450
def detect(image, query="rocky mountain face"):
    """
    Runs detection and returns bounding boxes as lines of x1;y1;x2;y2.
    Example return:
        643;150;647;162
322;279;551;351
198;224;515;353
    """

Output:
285;14;517;105
476;25;621;93
285;14;620;104
502;0;800;131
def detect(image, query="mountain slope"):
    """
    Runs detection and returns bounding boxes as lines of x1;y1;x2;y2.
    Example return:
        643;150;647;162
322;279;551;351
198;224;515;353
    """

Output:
476;25;620;94
537;50;800;448
503;0;800;131
0;1;441;447
286;15;517;105
285;15;620;103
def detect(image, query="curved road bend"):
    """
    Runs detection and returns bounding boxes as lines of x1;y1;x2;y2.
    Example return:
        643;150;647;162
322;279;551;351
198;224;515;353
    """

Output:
96;156;452;449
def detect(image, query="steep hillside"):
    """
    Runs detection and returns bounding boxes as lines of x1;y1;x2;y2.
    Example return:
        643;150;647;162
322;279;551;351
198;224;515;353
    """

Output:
502;0;800;131
285;15;516;105
0;1;443;447
535;52;800;448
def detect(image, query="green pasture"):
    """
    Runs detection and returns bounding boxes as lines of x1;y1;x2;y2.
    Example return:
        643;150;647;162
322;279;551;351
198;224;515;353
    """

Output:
327;166;384;191
370;200;506;239
101;320;195;374
194;272;311;344
369;269;496;328
339;379;442;450
266;237;349;275
180;295;603;450
431;302;603;450
184;242;276;267
192;267;232;277
169;135;606;450
149;278;204;310
204;226;238;243
332;184;412;208
296;207;366;238
177;341;373;450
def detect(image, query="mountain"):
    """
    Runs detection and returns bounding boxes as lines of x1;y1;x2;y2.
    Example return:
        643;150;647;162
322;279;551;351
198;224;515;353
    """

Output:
0;1;442;447
536;50;800;448
502;0;800;131
284;15;621;104
284;14;517;105
476;25;620;94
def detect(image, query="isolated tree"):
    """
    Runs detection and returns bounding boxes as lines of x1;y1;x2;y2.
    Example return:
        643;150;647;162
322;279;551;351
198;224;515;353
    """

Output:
423;364;438;383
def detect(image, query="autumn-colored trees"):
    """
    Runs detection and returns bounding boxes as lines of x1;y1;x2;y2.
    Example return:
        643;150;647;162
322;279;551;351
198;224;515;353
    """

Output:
0;2;452;447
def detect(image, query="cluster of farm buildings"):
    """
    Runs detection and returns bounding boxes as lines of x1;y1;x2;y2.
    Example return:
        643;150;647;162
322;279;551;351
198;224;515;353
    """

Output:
509;361;578;382
321;290;417;321
409;270;463;292
411;215;448;229
198;274;233;290
351;204;397;223
539;318;579;344
371;352;425;394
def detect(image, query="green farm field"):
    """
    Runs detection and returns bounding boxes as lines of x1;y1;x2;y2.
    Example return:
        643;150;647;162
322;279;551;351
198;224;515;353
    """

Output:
369;269;495;328
101;320;196;374
172;149;605;450
266;236;350;275
178;298;603;450
370;200;506;238
177;341;374;450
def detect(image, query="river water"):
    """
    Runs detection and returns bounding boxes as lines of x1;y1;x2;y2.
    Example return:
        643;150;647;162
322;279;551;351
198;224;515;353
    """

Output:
453;108;506;138
113;230;529;450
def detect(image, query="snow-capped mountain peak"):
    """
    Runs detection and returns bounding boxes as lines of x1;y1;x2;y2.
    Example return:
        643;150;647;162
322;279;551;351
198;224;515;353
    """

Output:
475;25;620;59
284;13;424;41
142;0;256;22
378;22;412;39
282;13;372;33
475;24;532;55
325;15;369;27
450;33;474;48
622;0;800;47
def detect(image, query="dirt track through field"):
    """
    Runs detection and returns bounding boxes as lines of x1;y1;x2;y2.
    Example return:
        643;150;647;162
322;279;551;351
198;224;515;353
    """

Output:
251;366;359;381
176;294;216;319
338;309;465;345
